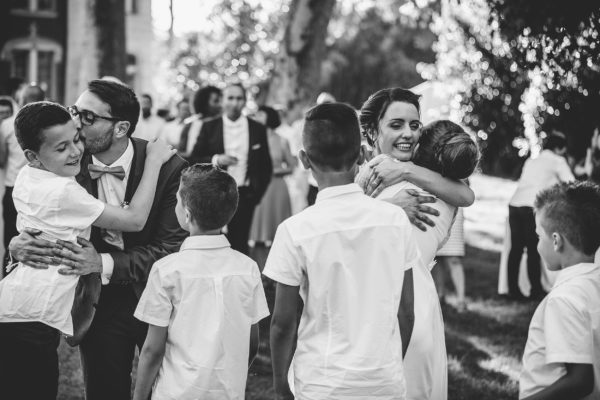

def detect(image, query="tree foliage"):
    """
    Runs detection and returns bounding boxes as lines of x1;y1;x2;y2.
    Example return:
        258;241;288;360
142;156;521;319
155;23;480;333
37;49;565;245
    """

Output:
419;0;600;177
322;4;435;108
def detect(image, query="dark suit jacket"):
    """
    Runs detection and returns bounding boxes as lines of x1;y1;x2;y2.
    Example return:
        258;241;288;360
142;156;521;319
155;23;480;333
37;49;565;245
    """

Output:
68;138;188;346
189;116;273;204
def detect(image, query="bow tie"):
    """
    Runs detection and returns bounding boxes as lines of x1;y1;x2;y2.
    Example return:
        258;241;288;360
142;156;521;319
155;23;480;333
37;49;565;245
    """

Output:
88;164;126;180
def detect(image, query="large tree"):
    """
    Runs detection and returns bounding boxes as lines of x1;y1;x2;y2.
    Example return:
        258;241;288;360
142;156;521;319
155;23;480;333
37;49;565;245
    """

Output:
266;0;336;107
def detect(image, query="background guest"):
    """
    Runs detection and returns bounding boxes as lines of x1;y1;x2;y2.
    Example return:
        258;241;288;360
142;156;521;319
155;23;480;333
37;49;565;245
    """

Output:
176;85;222;159
506;130;574;300
250;105;295;246
133;93;166;141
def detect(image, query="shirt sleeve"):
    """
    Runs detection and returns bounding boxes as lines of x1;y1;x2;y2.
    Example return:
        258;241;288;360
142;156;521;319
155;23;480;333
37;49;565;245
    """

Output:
263;223;304;286
544;296;593;364
134;264;172;327
556;159;575;182
54;180;105;230
247;264;270;324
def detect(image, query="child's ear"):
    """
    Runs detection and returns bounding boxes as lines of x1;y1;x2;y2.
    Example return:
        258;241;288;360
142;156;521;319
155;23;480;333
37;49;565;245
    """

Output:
114;121;130;139
24;149;41;166
552;232;564;252
299;149;311;170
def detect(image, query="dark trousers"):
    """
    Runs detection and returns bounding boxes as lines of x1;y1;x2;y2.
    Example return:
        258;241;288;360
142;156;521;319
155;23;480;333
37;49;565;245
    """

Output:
227;187;257;255
3;186;17;254
80;286;148;400
507;206;543;296
307;184;318;207
0;322;60;400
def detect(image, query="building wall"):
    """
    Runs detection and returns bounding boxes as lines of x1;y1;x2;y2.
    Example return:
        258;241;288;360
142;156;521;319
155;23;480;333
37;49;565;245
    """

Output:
0;0;68;101
125;0;156;99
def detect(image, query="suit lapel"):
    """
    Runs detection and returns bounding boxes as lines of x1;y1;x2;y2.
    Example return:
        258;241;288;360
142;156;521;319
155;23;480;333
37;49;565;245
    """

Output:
125;138;146;204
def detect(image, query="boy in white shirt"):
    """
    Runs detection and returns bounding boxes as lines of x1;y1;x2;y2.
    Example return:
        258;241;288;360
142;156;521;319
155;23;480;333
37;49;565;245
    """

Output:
519;180;600;400
0;101;175;399
264;103;420;400
133;164;269;400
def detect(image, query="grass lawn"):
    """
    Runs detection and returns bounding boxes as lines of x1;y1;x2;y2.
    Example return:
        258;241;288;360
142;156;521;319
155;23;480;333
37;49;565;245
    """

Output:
57;174;536;400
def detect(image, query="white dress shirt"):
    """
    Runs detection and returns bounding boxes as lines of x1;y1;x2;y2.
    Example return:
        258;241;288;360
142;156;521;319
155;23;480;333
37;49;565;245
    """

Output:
519;263;600;399
264;183;420;399
0;166;105;335
0;116;27;187
222;115;249;187
510;150;574;207
91;140;134;284
135;235;269;400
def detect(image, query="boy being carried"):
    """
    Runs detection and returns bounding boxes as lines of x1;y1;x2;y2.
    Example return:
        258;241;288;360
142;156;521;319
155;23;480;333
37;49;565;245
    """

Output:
519;180;600;400
0;101;175;399
264;102;420;400
133;164;269;400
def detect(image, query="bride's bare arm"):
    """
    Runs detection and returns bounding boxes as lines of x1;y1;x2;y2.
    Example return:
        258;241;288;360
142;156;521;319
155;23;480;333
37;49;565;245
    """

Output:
365;157;474;207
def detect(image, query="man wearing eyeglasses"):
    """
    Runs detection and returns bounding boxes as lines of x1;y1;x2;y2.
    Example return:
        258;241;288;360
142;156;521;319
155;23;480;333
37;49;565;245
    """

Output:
8;79;188;400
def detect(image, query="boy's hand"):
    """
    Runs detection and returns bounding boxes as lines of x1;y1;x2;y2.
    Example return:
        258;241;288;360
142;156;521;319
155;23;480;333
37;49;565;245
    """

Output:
8;228;61;269
54;237;102;275
146;139;177;165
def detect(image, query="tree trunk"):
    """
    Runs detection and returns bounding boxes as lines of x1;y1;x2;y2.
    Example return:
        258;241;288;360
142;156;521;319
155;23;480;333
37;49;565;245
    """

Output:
94;0;126;80
168;0;175;46
267;0;336;108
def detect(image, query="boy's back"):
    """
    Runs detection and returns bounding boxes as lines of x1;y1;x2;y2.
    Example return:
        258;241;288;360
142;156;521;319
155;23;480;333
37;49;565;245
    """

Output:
134;235;269;400
520;262;600;399
264;183;420;399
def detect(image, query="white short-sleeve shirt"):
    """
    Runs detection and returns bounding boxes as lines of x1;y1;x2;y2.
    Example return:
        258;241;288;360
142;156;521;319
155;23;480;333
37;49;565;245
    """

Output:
377;181;453;400
0;165;105;335
510;150;574;207
519;263;600;399
263;183;420;400
134;235;269;400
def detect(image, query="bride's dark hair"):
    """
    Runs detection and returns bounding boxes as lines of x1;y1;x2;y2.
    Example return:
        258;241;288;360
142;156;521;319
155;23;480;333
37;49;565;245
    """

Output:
413;120;480;180
359;87;421;146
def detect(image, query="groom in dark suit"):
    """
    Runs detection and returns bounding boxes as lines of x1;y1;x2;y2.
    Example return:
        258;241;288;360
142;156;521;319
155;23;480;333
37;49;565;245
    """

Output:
189;83;272;254
8;79;187;400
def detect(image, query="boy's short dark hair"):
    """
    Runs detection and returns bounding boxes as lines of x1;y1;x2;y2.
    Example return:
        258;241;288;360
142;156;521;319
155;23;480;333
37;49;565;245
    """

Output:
87;79;140;136
303;102;361;171
534;180;600;255
14;101;71;152
179;164;239;230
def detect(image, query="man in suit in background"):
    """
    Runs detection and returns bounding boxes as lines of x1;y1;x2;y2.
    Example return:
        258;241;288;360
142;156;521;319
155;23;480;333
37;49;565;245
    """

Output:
189;83;272;254
8;79;187;400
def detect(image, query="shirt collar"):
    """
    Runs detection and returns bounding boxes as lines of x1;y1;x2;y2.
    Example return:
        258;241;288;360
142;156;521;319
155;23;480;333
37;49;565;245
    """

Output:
91;139;134;173
315;183;364;203
553;262;600;288
180;234;231;251
223;115;246;127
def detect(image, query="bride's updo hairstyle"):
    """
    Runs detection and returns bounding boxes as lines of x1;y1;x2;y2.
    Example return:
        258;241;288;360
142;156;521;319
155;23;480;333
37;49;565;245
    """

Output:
359;87;421;147
413;120;480;180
